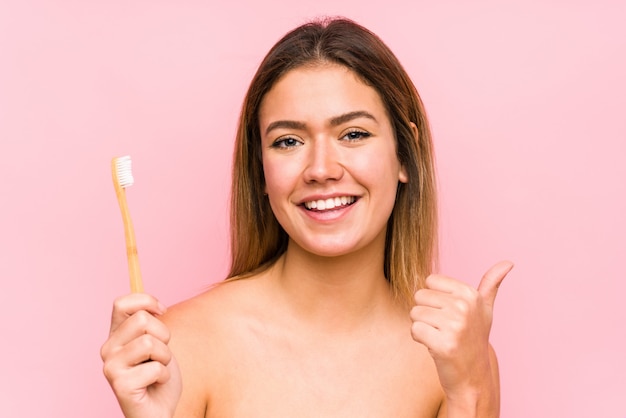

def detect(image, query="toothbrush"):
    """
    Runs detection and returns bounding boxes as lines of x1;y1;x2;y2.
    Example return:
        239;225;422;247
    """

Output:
111;155;144;293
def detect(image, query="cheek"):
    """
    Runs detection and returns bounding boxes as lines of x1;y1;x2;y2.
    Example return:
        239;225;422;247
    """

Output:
350;149;403;185
262;164;283;220
262;156;297;198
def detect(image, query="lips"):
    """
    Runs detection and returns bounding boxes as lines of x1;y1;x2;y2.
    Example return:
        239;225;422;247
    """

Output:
303;196;356;211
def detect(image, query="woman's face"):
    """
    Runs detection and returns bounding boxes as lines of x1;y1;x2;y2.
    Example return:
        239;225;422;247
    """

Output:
258;64;407;258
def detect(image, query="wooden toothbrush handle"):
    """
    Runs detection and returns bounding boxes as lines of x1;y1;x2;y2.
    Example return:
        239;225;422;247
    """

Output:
117;188;144;293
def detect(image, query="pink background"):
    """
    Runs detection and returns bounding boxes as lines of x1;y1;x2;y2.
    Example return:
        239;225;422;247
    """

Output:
1;0;625;416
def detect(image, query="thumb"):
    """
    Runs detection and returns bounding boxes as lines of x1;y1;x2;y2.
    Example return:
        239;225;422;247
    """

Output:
477;260;514;308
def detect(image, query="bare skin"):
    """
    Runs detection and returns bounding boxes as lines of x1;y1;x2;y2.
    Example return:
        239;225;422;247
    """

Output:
103;254;510;417
101;64;512;417
163;255;444;417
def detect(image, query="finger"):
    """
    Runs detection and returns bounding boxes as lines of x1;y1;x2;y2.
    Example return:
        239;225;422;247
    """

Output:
410;305;445;330
477;260;514;308
424;274;475;298
108;358;172;397
109;293;167;334
114;309;171;346
414;288;456;309
103;335;172;384
102;310;171;360
124;333;173;366
410;320;441;351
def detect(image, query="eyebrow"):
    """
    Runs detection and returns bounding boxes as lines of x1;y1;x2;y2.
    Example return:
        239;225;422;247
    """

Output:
264;110;378;136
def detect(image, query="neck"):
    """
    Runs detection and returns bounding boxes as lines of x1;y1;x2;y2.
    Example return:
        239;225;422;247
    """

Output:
268;237;395;332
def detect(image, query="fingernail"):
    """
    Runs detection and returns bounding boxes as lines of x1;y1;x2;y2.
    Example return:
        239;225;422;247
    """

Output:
157;301;167;314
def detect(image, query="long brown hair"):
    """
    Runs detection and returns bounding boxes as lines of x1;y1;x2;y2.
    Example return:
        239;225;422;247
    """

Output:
228;17;438;305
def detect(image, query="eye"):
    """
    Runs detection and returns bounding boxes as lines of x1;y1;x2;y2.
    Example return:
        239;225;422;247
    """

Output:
341;129;371;142
271;136;303;149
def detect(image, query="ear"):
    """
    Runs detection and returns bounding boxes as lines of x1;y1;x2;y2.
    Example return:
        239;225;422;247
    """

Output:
398;165;408;183
398;122;419;184
409;121;419;140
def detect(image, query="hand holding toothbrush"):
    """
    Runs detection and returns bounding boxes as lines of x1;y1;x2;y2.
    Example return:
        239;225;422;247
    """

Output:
103;156;182;417
101;294;182;418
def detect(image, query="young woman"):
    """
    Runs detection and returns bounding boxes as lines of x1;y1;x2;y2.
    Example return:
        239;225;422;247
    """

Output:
101;17;513;418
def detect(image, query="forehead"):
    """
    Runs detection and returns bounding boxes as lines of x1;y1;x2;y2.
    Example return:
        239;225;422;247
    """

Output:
258;64;388;127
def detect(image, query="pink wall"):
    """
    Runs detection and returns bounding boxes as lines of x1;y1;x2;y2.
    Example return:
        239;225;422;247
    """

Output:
1;1;624;416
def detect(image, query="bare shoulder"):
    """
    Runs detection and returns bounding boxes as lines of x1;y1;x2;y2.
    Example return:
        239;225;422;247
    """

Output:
163;270;275;327
162;275;269;360
163;277;261;326
160;275;445;417
160;276;268;417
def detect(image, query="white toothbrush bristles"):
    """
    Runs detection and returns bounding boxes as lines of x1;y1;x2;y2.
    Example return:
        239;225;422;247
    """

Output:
115;155;134;188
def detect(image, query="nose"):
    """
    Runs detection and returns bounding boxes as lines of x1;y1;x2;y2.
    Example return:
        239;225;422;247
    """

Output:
302;138;344;184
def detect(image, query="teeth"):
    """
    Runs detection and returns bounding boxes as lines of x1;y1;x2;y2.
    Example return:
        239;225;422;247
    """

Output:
304;196;355;210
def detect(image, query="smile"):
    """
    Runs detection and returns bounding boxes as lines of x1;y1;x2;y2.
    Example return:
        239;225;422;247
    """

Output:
303;196;356;211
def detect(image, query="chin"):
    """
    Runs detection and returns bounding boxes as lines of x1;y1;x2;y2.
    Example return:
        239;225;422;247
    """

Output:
292;236;380;259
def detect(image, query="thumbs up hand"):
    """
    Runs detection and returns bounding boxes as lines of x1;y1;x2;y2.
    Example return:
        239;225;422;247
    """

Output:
410;261;513;415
